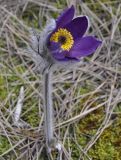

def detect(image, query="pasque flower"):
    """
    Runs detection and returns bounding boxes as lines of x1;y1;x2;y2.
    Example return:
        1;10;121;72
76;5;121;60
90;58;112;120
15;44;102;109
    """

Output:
29;5;102;72
47;5;102;61
28;6;102;151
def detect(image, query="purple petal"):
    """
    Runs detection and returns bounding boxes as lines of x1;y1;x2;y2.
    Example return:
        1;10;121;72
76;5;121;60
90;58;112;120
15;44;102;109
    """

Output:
49;42;79;61
49;41;66;60
64;16;89;39
55;55;80;61
48;41;60;51
56;5;75;28
69;36;102;58
52;51;66;60
52;51;80;61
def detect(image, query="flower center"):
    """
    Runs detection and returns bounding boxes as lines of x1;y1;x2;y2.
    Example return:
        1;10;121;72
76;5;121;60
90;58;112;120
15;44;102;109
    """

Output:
58;36;67;44
50;28;74;51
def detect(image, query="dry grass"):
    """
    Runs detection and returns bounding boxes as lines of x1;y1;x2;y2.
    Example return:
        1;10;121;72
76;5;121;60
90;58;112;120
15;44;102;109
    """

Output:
0;0;121;159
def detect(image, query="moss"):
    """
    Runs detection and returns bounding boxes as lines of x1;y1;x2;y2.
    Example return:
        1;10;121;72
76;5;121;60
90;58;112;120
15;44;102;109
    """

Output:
74;83;100;114
79;84;93;94
74;109;121;159
21;4;40;28
0;75;7;100
22;98;40;127
63;105;121;159
56;0;67;8
88;119;121;160
0;136;10;155
70;142;80;159
0;38;6;49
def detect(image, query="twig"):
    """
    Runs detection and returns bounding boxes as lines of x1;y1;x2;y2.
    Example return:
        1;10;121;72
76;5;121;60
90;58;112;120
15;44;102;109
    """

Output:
13;86;24;125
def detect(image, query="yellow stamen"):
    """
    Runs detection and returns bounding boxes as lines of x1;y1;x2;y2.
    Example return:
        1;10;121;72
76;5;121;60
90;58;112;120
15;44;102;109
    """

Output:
50;28;74;51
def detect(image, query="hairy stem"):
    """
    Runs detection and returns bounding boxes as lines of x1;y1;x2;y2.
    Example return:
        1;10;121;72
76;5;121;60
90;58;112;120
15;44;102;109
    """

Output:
43;68;55;149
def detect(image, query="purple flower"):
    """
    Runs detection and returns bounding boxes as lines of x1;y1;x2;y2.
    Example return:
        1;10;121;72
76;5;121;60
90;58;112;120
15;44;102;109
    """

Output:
47;6;102;61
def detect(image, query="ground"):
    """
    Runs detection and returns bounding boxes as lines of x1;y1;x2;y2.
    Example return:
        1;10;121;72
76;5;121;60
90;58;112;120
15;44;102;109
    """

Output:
0;0;121;159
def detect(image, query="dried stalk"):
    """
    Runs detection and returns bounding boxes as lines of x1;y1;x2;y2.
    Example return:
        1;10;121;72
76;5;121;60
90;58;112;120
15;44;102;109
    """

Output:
13;86;24;126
